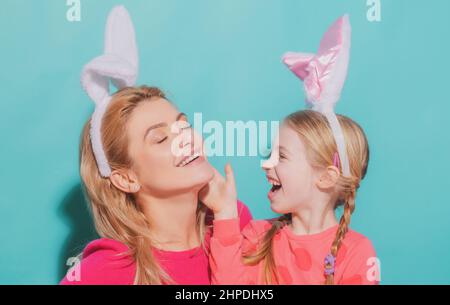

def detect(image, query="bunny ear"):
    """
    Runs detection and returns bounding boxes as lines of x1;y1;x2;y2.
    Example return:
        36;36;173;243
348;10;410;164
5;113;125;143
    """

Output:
81;5;139;106
282;15;352;178
80;5;139;177
282;52;316;80
282;15;351;112
103;5;139;89
315;14;351;111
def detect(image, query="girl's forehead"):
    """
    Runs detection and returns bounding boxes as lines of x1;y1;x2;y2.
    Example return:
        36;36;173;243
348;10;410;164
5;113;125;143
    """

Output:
278;124;306;154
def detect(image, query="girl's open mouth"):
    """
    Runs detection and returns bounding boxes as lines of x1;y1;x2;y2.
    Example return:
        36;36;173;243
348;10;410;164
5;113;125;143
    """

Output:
267;176;282;201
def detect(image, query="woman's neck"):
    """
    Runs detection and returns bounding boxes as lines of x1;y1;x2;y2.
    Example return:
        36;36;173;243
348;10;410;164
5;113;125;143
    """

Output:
289;196;338;236
137;191;201;251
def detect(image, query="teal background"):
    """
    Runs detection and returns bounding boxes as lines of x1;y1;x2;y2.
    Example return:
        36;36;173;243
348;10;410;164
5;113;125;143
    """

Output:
1;0;449;284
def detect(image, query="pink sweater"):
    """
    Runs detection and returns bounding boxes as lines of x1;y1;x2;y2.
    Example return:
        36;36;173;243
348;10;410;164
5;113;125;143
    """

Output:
209;219;379;285
60;200;252;285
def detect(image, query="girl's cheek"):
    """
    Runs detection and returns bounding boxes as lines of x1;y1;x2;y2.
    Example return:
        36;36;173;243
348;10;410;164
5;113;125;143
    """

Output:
278;171;295;195
278;162;296;183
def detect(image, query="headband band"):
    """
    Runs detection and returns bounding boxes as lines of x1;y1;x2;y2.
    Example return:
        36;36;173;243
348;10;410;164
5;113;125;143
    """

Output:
80;6;139;177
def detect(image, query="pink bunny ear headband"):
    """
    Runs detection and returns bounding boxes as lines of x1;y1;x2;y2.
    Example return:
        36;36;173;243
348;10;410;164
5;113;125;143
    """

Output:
282;15;352;177
81;6;139;177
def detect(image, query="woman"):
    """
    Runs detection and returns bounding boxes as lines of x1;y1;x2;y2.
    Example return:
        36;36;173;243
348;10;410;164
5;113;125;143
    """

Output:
60;6;251;285
60;86;252;285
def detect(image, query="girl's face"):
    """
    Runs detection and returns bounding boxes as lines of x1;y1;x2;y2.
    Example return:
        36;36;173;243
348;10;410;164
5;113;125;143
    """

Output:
262;123;320;214
125;98;214;197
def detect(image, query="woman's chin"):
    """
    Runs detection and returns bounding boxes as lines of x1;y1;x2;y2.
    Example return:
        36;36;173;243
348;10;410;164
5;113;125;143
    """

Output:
196;162;215;182
188;167;215;191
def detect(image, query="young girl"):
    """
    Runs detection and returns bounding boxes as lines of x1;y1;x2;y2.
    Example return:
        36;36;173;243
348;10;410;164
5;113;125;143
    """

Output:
206;15;379;285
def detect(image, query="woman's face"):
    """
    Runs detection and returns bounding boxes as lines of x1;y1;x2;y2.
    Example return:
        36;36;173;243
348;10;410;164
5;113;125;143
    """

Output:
125;98;214;197
262;123;319;214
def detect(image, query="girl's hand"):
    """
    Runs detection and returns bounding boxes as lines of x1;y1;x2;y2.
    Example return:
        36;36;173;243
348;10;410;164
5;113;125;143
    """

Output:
199;163;238;220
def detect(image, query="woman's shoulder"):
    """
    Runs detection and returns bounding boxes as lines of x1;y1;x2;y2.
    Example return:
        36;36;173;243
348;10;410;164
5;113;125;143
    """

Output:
59;238;136;285
83;237;129;255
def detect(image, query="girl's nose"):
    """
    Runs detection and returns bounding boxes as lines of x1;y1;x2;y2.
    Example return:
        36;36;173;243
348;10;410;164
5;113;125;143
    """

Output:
262;158;276;171
262;136;279;170
262;148;279;170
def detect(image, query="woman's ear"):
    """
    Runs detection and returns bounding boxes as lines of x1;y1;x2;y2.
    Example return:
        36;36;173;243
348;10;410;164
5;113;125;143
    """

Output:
316;166;340;189
109;169;141;193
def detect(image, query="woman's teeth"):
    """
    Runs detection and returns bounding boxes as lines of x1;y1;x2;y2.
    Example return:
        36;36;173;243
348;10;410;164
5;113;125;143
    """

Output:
178;153;200;167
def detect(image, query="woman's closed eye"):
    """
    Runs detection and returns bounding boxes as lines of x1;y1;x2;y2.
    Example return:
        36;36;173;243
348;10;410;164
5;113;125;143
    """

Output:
149;130;169;144
156;136;168;144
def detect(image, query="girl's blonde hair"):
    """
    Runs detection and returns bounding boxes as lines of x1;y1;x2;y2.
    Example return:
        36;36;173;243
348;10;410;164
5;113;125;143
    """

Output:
243;110;369;285
79;85;209;284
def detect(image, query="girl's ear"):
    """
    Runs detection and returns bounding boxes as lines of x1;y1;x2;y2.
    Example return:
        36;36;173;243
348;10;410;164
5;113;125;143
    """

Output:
110;169;141;194
316;166;340;189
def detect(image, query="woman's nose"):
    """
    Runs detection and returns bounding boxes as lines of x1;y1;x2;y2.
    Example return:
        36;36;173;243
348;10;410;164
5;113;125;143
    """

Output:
171;121;192;147
178;128;193;148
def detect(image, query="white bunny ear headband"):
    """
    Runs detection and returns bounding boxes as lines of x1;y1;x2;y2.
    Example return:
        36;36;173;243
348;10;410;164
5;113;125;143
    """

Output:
282;15;352;177
81;6;139;177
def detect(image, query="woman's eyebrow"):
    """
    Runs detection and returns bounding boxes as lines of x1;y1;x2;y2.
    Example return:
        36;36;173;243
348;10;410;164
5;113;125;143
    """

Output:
143;122;167;141
176;112;187;121
143;112;187;141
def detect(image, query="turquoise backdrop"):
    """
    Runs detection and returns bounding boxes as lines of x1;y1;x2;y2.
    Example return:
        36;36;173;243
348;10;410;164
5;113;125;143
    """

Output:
1;0;449;284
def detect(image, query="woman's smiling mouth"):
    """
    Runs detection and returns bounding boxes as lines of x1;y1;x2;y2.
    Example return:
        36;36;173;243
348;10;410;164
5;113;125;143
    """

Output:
176;150;206;168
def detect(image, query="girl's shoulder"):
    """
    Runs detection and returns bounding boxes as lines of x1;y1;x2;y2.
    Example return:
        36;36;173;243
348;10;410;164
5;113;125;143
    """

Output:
341;229;377;263
59;238;136;285
345;229;375;250
337;229;379;284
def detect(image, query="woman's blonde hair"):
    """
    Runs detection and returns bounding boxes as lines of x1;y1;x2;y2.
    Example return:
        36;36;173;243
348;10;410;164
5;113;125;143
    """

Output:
79;85;209;284
243;110;369;285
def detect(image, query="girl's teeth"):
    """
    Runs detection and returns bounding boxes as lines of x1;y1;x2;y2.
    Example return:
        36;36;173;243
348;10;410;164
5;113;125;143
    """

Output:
269;179;281;186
